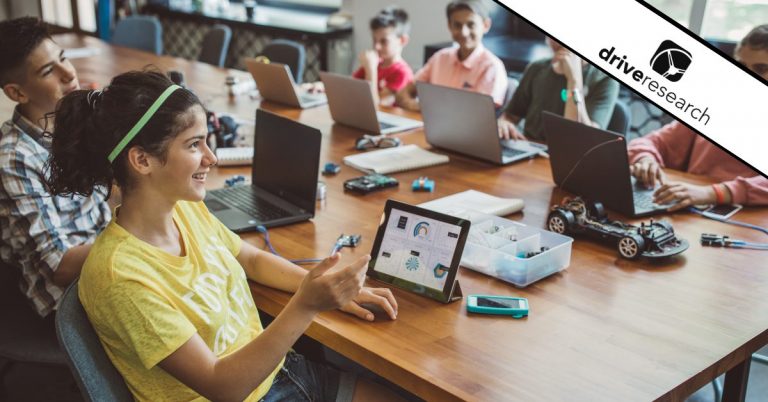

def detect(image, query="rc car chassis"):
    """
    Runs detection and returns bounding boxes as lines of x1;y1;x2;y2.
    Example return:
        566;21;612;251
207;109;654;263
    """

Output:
547;197;688;259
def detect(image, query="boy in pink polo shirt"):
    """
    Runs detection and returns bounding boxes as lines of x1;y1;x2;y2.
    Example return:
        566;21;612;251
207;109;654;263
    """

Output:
352;6;413;106
396;0;508;111
628;25;768;209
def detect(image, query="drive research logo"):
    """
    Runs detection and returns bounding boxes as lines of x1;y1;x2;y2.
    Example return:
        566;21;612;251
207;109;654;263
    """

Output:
599;44;711;126
650;40;692;82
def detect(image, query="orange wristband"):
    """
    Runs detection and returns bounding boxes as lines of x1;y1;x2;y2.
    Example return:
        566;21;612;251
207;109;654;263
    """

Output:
712;184;725;204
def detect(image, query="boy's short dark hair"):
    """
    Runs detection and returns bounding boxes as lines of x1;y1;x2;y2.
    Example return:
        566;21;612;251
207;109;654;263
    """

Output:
446;0;490;21
0;17;52;86
740;24;768;51
370;6;410;37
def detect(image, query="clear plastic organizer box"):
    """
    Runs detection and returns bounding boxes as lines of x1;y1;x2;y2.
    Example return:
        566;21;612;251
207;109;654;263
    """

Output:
461;212;573;287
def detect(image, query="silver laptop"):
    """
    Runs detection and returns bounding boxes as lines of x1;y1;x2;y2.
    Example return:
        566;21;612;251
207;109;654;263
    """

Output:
244;58;327;109
319;71;423;135
542;111;671;217
417;82;547;165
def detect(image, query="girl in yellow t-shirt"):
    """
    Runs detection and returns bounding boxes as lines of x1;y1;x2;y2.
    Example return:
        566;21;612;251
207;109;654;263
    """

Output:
45;71;401;402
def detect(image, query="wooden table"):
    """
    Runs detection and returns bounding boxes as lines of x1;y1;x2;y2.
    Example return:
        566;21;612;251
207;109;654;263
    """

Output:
5;35;767;402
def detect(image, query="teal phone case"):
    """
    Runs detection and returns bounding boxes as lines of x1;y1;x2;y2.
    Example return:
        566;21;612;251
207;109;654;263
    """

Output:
466;295;529;318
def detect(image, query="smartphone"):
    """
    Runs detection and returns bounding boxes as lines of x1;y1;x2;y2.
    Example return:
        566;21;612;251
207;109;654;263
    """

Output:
703;204;742;220
466;295;529;318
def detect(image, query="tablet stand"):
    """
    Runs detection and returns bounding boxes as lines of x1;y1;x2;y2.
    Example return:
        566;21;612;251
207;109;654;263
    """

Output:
447;280;463;303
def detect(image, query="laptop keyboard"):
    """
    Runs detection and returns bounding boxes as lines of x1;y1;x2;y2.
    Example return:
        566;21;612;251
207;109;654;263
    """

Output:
213;186;291;222
501;147;527;158
634;190;671;211
379;121;396;130
299;94;321;103
634;191;656;210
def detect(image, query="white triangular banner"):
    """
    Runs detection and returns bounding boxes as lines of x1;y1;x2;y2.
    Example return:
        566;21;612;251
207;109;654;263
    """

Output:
496;0;767;177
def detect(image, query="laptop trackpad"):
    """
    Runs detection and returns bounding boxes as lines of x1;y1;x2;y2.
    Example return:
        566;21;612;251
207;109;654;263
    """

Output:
205;198;229;212
212;208;258;231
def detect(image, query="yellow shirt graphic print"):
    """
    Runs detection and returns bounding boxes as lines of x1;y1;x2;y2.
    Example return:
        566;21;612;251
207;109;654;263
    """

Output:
79;201;282;401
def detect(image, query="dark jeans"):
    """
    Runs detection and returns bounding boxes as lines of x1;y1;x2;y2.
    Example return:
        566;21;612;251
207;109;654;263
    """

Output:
261;351;356;402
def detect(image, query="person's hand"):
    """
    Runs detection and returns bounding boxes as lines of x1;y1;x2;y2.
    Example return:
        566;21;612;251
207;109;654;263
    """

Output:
630;156;666;189
339;287;398;321
359;50;379;74
552;49;583;86
653;182;717;211
293;253;368;313
497;116;525;140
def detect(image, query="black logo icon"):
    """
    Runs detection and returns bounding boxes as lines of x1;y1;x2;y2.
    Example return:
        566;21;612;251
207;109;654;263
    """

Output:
650;40;692;82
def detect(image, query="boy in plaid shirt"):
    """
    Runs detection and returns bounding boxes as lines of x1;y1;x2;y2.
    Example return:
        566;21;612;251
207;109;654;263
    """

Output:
0;17;110;317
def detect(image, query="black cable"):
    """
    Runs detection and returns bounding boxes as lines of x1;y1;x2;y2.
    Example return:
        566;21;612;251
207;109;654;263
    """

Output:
558;137;625;191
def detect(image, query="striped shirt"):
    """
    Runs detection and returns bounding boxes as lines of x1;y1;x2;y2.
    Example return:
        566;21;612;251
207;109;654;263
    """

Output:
0;108;111;317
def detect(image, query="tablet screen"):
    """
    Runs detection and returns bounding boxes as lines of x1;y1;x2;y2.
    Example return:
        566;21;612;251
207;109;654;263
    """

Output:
368;200;470;303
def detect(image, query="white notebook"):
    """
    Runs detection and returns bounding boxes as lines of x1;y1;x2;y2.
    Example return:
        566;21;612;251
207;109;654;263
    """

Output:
215;147;254;166
343;144;449;174
419;190;525;220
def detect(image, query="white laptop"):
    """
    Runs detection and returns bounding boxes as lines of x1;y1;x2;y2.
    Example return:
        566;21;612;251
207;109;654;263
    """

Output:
244;58;327;109
319;71;423;135
417;82;547;165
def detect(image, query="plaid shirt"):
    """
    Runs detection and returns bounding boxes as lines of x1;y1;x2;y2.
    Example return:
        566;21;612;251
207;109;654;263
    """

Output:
0;108;110;317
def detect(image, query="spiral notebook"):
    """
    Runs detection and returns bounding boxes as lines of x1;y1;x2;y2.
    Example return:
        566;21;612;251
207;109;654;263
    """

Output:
343;144;449;174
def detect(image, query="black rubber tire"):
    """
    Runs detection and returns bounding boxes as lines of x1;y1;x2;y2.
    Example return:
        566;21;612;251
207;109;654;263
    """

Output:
587;201;607;220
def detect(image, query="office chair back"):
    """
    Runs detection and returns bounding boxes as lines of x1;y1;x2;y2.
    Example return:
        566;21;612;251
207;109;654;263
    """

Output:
0;263;65;366
198;24;232;67
56;282;133;402
112;15;163;55
606;100;631;136
260;39;306;84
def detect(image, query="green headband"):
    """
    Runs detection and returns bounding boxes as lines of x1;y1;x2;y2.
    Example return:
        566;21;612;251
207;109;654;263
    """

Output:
107;84;182;163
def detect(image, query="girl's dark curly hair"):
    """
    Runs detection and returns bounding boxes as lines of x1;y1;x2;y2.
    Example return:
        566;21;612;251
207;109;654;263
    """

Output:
45;70;203;198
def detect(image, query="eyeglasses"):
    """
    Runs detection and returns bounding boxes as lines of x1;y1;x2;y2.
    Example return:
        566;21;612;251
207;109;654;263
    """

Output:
355;134;401;150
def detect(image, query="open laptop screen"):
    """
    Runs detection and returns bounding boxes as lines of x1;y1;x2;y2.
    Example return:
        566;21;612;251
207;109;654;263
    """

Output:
543;111;636;216
252;109;320;214
417;82;502;163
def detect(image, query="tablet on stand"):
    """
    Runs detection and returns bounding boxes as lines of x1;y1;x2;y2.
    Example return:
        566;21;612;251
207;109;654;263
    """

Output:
367;200;470;303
